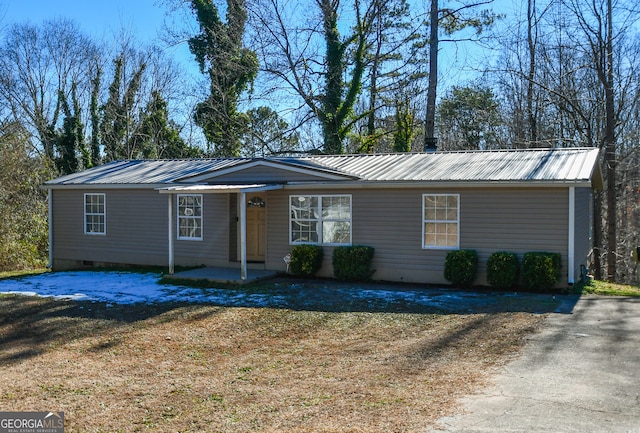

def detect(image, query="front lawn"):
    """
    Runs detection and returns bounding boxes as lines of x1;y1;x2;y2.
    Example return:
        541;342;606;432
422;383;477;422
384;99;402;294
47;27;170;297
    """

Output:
0;295;544;432
575;279;640;297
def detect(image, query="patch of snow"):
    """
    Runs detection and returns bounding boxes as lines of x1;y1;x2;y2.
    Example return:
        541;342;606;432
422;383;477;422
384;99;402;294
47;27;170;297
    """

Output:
0;271;551;313
0;271;291;307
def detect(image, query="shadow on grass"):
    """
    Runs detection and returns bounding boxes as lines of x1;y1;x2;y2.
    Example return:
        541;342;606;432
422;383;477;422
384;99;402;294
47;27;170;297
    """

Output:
0;295;225;366
0;272;580;367
185;276;580;315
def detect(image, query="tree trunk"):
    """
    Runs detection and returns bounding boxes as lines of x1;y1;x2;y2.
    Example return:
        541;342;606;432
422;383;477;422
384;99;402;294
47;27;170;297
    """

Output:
526;0;537;146
604;0;617;281
424;0;438;151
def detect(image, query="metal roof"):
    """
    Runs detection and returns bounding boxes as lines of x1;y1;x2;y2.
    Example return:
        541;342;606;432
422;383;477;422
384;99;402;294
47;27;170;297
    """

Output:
43;147;602;188
285;147;601;183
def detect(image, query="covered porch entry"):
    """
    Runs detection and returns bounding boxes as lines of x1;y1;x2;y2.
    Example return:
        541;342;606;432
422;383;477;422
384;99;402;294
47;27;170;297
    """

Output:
157;184;283;281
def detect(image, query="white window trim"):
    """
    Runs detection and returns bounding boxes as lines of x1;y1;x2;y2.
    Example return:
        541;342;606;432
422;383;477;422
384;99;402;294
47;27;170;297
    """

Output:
289;194;352;246
177;194;203;241
84;193;106;236
422;193;460;250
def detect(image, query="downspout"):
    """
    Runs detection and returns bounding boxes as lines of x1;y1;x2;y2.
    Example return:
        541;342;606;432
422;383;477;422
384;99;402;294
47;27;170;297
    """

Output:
168;194;174;275
568;187;575;285
47;189;53;269
240;191;247;280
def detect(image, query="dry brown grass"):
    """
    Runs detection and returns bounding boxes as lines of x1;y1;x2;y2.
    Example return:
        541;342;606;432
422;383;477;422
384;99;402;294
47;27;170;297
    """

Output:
0;295;545;432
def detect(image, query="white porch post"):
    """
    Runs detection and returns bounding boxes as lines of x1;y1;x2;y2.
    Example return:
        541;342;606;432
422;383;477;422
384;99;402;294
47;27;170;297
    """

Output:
47;189;53;269
168;193;175;275
568;187;575;285
240;191;247;280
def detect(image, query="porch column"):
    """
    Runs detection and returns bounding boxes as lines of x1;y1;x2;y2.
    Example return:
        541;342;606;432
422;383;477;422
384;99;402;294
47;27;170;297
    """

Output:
168;193;174;275
47;189;53;269
240;191;247;280
568;187;575;285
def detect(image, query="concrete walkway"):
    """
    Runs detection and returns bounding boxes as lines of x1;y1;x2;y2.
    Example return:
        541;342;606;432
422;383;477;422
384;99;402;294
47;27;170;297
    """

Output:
430;296;640;433
165;267;279;284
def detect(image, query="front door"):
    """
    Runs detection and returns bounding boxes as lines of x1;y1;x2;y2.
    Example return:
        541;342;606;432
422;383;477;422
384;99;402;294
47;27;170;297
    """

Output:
246;194;266;262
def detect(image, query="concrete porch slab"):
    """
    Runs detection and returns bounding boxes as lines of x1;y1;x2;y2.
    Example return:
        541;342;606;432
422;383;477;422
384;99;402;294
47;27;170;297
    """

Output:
165;267;280;285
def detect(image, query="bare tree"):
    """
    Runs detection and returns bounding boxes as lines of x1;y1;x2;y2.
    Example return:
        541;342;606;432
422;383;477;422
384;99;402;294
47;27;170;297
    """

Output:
0;19;98;158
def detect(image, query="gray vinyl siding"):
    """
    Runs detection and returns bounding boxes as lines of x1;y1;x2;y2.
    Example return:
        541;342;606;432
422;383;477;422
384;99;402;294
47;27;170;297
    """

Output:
211;165;338;183
52;189;230;269
173;193;230;267
52;184;586;287
573;188;592;281
265;187;571;285
52;189;168;267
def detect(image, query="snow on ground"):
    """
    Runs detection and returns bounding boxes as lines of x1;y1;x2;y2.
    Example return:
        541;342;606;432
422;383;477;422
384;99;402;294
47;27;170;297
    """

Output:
0;270;470;310
0;270;565;313
0;271;288;307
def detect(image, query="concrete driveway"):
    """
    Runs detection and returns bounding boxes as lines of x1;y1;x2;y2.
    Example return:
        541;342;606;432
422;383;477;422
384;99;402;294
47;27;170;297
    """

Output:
430;296;640;432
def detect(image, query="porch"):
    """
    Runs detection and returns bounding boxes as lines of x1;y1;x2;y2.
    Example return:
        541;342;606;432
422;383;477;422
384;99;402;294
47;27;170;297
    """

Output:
165;266;280;285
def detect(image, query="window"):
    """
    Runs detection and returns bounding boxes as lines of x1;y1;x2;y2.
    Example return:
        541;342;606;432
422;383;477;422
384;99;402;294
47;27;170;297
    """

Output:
177;194;203;240
290;195;351;245
423;194;459;249
84;193;106;235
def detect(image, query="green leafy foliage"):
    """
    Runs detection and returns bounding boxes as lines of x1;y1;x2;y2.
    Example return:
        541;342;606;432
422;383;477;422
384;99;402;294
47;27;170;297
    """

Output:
289;245;324;277
521;252;562;291
189;0;258;156
332;246;375;281
444;249;478;287
486;252;519;289
437;85;501;150
135;91;202;159
0;122;51;271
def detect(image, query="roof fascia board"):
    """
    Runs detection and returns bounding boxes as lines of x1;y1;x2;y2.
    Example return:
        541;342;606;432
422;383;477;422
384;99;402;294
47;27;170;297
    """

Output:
43;180;595;191
41;183;172;190
176;159;354;183
282;180;596;190
156;184;284;194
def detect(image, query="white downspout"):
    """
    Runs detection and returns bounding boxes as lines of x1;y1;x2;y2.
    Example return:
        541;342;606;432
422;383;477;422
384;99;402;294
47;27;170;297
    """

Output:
568;187;575;285
240;191;247;281
47;189;53;269
168;194;174;275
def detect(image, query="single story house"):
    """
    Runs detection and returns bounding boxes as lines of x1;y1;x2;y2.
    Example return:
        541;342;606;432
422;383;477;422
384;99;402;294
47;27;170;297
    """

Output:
42;147;602;286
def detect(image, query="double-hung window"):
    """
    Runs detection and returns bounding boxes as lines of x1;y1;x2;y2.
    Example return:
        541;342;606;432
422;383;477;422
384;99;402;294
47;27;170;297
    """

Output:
423;194;459;249
84;193;106;235
177;194;203;240
290;195;351;245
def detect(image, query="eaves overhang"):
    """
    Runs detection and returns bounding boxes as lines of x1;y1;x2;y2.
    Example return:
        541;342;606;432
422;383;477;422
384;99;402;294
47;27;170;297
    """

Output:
174;159;359;183
282;179;598;190
41;183;175;191
156;184;284;194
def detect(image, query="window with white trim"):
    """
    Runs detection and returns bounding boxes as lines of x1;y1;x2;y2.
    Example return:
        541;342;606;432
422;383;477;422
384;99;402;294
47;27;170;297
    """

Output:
84;193;106;235
423;194;459;249
290;195;351;245
177;194;203;240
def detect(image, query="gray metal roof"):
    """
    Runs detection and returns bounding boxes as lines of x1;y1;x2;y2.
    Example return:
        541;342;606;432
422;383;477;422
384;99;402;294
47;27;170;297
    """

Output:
43;147;602;188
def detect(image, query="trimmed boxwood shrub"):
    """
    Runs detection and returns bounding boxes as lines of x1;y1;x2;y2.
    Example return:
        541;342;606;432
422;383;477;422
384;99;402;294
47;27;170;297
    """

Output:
333;245;375;281
486;252;520;289
521;252;562;291
444;249;478;287
289;244;323;277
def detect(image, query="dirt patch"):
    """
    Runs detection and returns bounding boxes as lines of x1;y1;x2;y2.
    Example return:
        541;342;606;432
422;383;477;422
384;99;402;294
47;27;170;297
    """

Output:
0;293;545;432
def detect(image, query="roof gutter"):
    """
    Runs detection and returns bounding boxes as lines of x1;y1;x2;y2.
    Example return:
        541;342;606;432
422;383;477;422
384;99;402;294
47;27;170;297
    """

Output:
282;180;597;190
41;179;596;191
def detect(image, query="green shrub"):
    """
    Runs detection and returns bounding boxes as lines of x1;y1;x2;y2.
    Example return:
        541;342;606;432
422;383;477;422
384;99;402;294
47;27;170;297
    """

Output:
332;246;375;281
521;252;562;291
444;249;478;287
486;252;520;289
289;244;324;277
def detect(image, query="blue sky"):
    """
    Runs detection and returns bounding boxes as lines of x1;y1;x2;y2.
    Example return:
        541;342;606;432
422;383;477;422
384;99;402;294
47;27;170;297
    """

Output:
2;0;169;43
